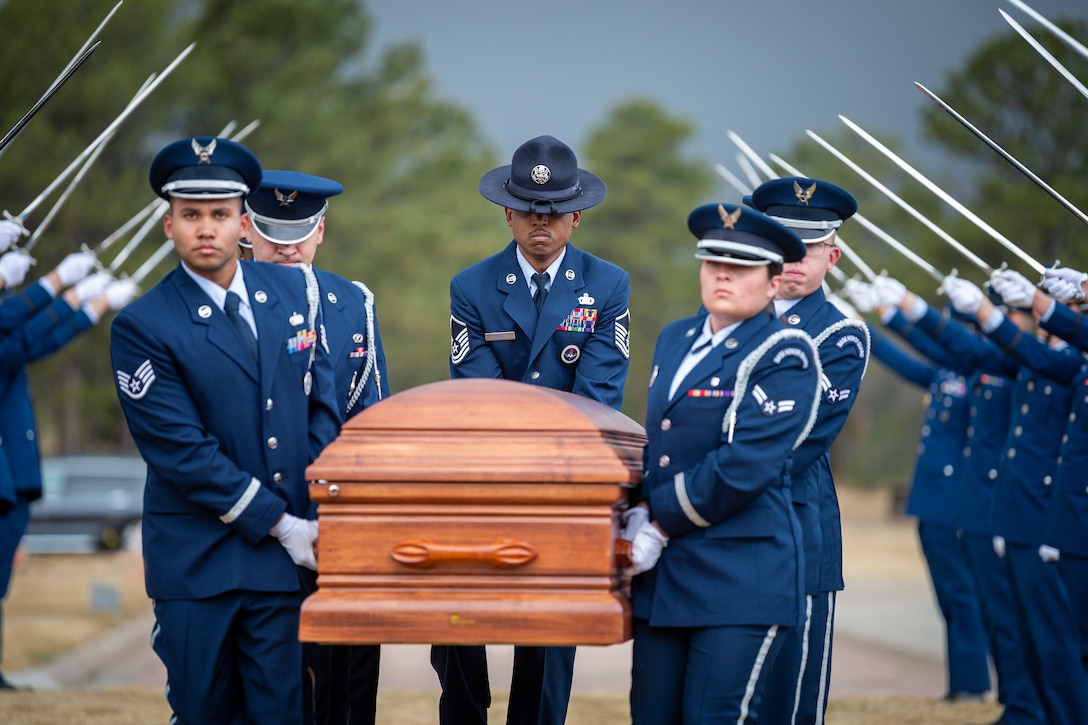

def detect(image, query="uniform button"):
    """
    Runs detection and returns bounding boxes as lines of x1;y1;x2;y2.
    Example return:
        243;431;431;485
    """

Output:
943;465;954;476
1070;412;1077;423
966;426;975;437
989;469;997;480
1062;434;1069;444
26;429;35;441
939;411;949;423
921;425;931;437
1021;404;1030;415
272;472;284;484
1057;456;1063;466
1044;385;1052;395
1026;381;1035;392
942;397;953;408
983;390;992;400
0;436;3;445
658;455;671;468
1007;448;1016;459
267;437;279;450
964;447;972;457
1043;476;1052;486
266;398;274;411
530;371;541;380
661;418;672;431
1013;426;1023;437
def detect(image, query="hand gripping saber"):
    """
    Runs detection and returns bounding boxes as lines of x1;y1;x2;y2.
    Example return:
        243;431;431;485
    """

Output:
724;130;879;281
838;115;1049;275
805;127;994;275
4;42;196;228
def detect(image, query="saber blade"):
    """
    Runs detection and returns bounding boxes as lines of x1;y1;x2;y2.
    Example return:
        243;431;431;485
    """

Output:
1006;0;1088;63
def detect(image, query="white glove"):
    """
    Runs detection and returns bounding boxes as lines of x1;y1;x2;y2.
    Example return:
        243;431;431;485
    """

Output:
992;535;1006;558
620;505;650;541
0;220;23;253
842;279;879;313
74;271;111;303
0;250;32;287
623;522;668;577
104;279;139;310
55;251;97;286
941;276;984;314
872;276;907;308
1043;265;1087;287
989;269;1036;308
1039;545;1061;563
271;513;318;570
1040;276;1083;304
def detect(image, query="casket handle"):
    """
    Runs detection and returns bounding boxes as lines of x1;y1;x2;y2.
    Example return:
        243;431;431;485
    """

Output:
391;539;537;569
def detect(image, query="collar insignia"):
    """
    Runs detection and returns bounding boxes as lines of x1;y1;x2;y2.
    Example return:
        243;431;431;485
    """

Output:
191;138;217;164
793;180;817;205
718;204;741;229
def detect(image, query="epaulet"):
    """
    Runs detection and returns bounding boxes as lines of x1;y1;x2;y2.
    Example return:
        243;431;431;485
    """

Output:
722;328;823;451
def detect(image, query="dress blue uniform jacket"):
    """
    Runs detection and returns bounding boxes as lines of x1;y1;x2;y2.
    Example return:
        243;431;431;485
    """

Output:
909;307;1017;534
110;261;339;601
632;309;821;628
449;241;629;410
1;291;93;598
313;269;390;423
982;315;1079;546
778;287;868;594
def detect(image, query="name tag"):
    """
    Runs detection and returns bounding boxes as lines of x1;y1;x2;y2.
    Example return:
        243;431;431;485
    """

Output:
485;331;516;342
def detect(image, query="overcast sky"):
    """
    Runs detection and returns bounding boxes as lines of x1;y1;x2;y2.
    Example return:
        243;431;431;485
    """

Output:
366;0;1088;173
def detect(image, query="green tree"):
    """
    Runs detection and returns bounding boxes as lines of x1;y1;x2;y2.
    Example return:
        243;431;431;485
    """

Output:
0;0;498;454
579;98;716;419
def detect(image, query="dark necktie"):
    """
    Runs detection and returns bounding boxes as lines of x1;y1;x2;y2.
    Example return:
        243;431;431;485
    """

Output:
532;272;550;314
224;291;258;360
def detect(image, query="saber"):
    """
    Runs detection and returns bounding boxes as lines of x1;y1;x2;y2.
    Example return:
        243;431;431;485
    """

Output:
838;115;1048;275
725;131;879;281
128;239;175;286
0;42;101;158
769;153;944;283
1001;10;1088;104
7;42;196;225
93;198;163;255
1006;0;1088;63
806;127;994;274
735;153;764;189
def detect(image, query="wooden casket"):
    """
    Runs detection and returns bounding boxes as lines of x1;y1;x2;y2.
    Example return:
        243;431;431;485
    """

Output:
299;378;646;646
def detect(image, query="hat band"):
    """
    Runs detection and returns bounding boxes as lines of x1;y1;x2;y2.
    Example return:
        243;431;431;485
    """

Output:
766;215;842;231
504;178;583;213
162;178;250;199
696;238;783;267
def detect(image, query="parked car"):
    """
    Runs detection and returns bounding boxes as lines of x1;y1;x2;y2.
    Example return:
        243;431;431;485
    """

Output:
25;456;147;553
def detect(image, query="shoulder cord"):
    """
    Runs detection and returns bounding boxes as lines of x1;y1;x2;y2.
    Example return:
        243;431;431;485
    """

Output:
813;317;872;381
345;280;379;414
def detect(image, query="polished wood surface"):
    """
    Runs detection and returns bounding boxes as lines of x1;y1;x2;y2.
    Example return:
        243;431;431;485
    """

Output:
299;378;645;646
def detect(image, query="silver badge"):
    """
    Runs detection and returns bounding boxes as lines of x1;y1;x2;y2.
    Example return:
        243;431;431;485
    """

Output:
649;365;659;388
191;138;216;163
198;305;212;319
787;314;801;325
254;290;267;304
303;371;312;396
578;292;595;305
353;333;364;343
685;328;696;338
711;377;721;387
506;273;517;285
530;165;551;184
289;312;304;326
561;345;581;364
725;338;739;349
565;269;575;281
327;292;337;304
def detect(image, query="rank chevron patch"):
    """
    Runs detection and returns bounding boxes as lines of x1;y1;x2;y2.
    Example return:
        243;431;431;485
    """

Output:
116;359;156;400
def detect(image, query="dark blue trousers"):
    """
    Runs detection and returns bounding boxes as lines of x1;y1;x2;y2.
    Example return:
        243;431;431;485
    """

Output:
1005;543;1088;725
430;644;575;725
152;590;302;725
1056;554;1088;675
917;521;990;695
961;533;1045;725
755;592;835;724
631;618;787;725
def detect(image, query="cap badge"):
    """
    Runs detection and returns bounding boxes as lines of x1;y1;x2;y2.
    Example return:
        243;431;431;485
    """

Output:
578;292;595;305
718;204;741;229
530;165;551;185
793;180;817;205
275;189;298;207
191;138;217;164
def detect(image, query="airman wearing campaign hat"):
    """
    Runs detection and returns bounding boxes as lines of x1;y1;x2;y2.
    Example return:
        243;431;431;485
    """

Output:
149;136;262;201
748;177;857;243
246;170;343;245
478;134;606;214
688;202;806;269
